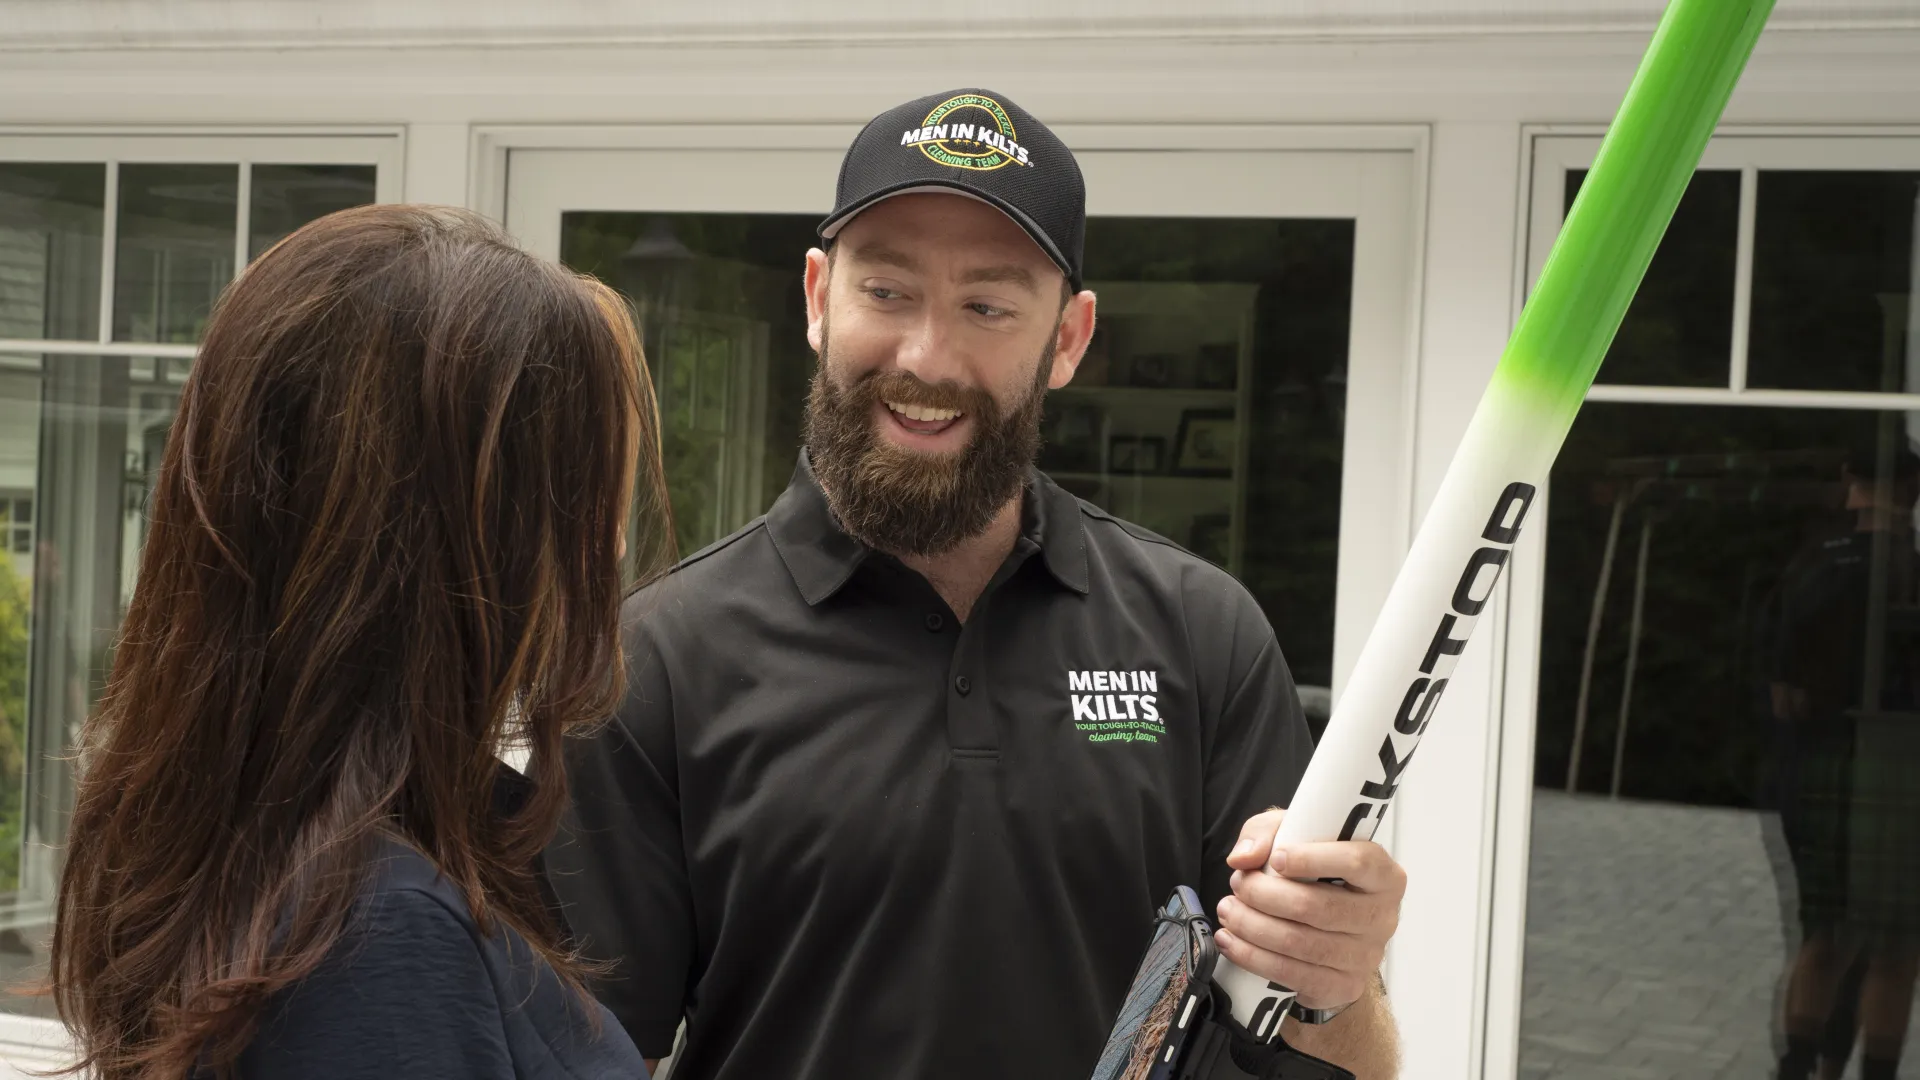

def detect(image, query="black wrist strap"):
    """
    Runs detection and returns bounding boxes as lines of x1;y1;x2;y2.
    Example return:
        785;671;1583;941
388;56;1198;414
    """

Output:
1177;1012;1356;1080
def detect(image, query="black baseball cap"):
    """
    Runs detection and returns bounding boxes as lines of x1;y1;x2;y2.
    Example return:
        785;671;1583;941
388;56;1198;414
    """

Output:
819;88;1086;291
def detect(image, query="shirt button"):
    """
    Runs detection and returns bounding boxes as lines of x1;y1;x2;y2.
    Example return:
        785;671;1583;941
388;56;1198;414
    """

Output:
925;613;944;632
955;675;972;696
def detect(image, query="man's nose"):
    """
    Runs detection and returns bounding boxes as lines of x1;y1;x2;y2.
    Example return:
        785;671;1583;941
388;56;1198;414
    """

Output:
892;309;967;385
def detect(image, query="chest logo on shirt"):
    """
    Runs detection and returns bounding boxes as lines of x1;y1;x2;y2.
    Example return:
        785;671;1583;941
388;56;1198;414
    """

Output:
1068;670;1164;745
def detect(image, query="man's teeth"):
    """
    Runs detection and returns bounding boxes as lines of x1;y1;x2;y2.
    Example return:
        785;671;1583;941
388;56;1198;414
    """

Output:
885;401;962;423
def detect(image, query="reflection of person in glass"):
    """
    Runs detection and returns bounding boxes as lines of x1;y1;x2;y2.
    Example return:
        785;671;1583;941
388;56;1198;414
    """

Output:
1766;447;1920;1080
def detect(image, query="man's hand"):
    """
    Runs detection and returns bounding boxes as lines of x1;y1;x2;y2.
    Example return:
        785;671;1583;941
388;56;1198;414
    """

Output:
1213;808;1406;1010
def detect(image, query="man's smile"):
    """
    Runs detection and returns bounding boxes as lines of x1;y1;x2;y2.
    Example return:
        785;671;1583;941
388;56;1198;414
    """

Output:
880;398;967;441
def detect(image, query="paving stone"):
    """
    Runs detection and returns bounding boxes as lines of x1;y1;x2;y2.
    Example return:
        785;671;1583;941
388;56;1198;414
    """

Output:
1515;791;1920;1080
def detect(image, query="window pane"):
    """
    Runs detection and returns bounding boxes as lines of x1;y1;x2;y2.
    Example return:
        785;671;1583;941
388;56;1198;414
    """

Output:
559;211;1355;731
248;164;378;261
1526;402;1920;1077
0;164;105;341
1569;169;1740;387
561;213;817;571
1076;218;1353;701
0;351;183;1016
112;164;237;344
1748;171;1920;393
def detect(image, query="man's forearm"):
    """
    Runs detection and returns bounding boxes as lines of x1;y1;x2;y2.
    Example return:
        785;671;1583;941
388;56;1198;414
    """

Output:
1279;975;1399;1080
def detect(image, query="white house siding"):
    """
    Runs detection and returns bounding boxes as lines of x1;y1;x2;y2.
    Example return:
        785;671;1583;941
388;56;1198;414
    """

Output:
0;4;1916;1078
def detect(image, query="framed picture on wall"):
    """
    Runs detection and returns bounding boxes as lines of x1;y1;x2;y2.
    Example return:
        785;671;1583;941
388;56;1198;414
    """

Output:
1108;435;1166;475
1039;399;1106;474
1121;351;1177;389
1171;408;1237;477
1188;512;1231;567
1196;343;1238;390
1053;474;1108;508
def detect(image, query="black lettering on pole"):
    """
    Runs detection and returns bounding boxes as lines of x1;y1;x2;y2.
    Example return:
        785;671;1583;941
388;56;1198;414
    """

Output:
1394;677;1449;736
1482;481;1538;544
1339;801;1375;841
1421;613;1469;674
1361;735;1419;800
1393;679;1430;735
1451;547;1510;617
1250;998;1282;1040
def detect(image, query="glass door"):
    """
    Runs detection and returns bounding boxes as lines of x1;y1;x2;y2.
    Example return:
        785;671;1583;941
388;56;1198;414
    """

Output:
1495;134;1920;1080
504;137;1417;733
504;131;1417;1078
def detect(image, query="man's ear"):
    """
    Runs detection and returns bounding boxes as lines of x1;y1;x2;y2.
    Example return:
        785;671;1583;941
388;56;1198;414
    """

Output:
1047;289;1098;391
804;247;831;355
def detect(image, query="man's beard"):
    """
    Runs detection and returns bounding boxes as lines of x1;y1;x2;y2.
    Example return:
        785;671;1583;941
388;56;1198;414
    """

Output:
805;329;1054;558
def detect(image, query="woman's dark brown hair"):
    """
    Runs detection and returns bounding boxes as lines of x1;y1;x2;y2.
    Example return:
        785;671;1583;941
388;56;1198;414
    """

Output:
49;204;668;1079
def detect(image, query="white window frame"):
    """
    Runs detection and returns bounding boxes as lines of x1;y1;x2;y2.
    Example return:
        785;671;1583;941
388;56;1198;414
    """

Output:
0;127;402;1066
1483;125;1920;1080
0;129;405;360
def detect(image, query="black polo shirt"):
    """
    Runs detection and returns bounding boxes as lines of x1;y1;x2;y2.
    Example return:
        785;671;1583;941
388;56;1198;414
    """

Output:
546;454;1312;1080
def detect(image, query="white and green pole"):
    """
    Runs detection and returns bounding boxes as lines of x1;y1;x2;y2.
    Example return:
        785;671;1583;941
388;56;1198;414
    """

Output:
1212;0;1778;1041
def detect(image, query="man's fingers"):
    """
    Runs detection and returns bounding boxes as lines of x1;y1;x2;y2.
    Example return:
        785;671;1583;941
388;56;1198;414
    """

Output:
1211;925;1370;1012
1229;867;1399;939
1214;895;1379;973
1227;808;1286;871
1271;839;1406;895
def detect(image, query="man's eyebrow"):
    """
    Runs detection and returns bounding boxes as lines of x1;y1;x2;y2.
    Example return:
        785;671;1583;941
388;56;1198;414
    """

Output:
847;243;921;273
956;264;1039;292
846;243;1041;294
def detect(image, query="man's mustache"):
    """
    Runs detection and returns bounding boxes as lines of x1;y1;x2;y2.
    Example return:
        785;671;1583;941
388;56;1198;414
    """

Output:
847;368;997;417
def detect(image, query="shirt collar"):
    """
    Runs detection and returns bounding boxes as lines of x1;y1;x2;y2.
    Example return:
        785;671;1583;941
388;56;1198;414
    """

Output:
1024;466;1092;596
766;451;1091;606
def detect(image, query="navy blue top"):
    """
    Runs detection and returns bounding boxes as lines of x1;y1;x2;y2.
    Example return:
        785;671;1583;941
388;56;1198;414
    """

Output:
237;837;647;1079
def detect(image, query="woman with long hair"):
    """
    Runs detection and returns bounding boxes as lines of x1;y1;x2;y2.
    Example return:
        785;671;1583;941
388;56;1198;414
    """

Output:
49;203;668;1079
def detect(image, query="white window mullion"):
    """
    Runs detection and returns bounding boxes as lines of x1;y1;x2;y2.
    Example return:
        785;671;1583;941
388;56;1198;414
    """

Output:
1727;165;1757;394
0;339;196;359
97;160;119;345
1589;383;1920;411
233;159;252;279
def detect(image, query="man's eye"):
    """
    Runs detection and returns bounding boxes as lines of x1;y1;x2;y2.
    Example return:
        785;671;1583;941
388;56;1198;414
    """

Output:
970;303;1008;318
869;287;902;301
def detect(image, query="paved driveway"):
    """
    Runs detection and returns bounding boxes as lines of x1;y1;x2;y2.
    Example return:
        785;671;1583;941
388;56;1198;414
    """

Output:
1521;790;1918;1080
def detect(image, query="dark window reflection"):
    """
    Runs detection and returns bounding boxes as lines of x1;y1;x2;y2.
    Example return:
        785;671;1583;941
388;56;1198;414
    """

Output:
1749;172;1920;393
560;213;818;570
112;164;237;344
1527;402;1920;1079
248;164;378;261
0;163;105;341
1569;169;1739;388
558;213;1356;727
1078;218;1353;697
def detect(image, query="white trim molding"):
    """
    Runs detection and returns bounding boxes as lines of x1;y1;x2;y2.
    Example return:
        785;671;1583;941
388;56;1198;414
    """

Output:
4;0;1919;52
0;1015;72;1079
469;121;1432;225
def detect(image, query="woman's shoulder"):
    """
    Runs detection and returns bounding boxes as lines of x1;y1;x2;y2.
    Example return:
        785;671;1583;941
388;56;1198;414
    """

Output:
240;848;516;1078
239;838;644;1079
360;836;479;923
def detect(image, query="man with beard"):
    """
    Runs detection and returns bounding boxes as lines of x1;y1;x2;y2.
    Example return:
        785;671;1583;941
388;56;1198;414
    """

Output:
546;89;1405;1080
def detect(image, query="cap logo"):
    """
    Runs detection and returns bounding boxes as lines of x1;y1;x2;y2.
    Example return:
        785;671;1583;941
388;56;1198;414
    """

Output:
898;93;1032;171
